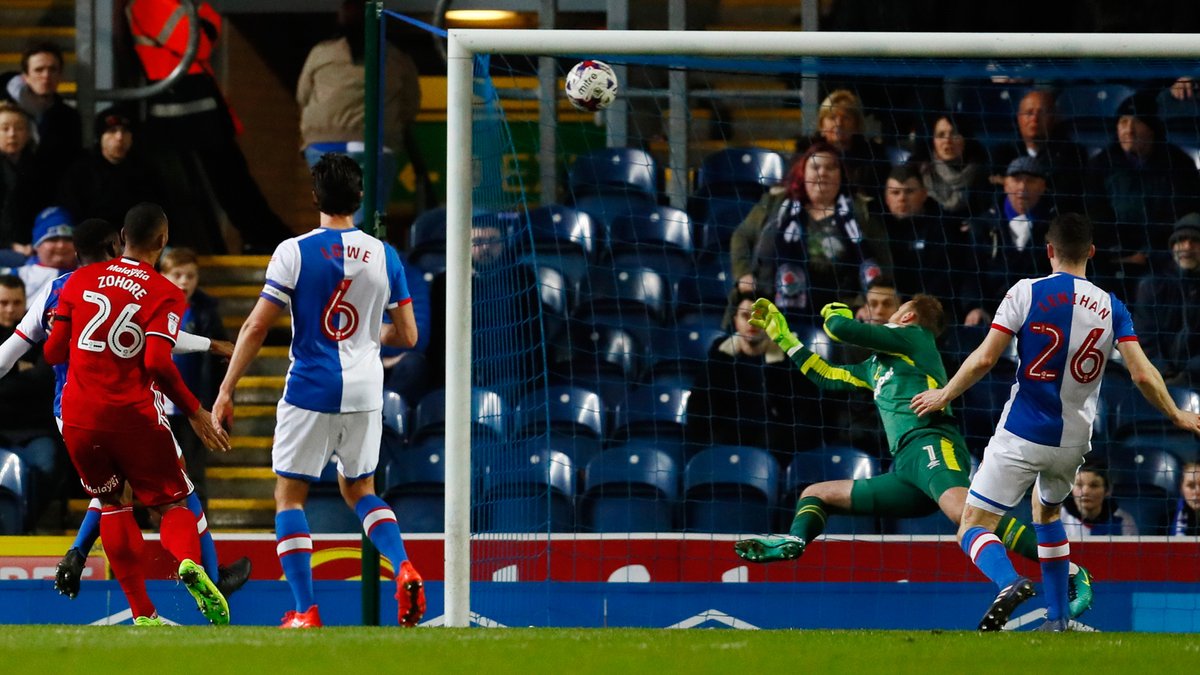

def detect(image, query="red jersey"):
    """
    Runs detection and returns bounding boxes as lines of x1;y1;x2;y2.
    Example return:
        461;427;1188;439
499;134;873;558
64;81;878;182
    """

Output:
46;256;198;432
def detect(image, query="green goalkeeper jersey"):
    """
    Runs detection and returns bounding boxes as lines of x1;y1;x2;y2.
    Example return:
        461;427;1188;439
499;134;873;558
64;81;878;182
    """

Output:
787;314;959;457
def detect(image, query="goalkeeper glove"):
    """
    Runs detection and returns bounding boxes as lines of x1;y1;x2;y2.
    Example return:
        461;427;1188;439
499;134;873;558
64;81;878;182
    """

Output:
748;298;801;352
820;302;853;342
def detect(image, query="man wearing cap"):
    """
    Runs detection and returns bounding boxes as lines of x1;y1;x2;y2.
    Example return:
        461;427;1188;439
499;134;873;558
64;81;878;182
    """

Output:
0;206;76;299
991;90;1090;214
59;109;166;229
1086;91;1200;291
1133;214;1200;387
962;156;1057;325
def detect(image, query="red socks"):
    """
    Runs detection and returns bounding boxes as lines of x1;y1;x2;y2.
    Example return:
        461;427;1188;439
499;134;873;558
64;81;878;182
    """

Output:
100;506;155;619
159;505;202;566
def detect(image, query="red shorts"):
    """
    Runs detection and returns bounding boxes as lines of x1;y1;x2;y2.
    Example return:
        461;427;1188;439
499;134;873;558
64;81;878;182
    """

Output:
61;424;192;507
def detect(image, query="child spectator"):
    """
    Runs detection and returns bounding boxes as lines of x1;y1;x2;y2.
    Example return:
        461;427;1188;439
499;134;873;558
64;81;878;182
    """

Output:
160;247;230;505
1170;461;1199;536
1061;462;1139;538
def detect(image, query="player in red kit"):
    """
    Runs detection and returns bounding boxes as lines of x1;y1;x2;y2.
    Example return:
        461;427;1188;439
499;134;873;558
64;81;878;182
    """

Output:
43;202;233;626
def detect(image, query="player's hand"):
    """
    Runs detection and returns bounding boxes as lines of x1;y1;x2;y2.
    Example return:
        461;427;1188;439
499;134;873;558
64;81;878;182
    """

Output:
211;390;235;435
820;302;853;342
910;388;950;417
748;298;800;352
190;407;231;452
209;339;235;359
1172;409;1200;436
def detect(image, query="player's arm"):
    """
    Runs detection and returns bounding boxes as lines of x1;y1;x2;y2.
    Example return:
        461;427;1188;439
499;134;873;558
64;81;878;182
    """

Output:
0;331;34;378
1118;339;1200;434
821;303;915;355
146;335;230;451
173;330;234;359
381;301;418;348
910;327;1011;417
749;298;873;393
42;311;71;365
213;297;283;429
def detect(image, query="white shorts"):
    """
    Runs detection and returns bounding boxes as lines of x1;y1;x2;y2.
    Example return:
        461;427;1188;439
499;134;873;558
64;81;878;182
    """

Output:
966;427;1089;515
273;400;382;481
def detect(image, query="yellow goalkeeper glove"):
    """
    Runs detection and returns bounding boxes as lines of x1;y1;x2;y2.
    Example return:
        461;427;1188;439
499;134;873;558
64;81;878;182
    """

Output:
748;298;801;352
820;302;853;342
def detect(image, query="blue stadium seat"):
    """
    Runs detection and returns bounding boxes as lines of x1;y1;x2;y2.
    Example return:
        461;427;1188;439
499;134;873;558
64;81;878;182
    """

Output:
608;205;696;282
694;147;784;197
0;449;30;535
551;321;645;405
785;447;880;534
885;145;912;167
569;147;658;200
950;84;1028;140
1112;385;1200;439
513;385;606;467
1058;84;1134;149
525;262;571;341
1156;88;1200;146
886;510;958;536
576;266;672;351
480;447;575;532
684;445;779;533
384;351;429;403
524;204;602;290
644;325;726;387
674;264;731;327
612;382;693;445
408;206;447;274
410;387;508;445
582;443;681;532
693;195;762;257
1107;447;1180;535
959;373;1014;454
382;389;410;438
1117;434;1200;465
306;462;361;533
382;445;446;533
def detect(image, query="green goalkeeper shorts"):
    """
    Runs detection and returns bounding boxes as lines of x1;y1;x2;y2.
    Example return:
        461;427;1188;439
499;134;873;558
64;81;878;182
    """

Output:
848;430;973;519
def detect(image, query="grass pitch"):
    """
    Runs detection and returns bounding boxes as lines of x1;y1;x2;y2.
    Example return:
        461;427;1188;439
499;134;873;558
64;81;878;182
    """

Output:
2;626;1195;674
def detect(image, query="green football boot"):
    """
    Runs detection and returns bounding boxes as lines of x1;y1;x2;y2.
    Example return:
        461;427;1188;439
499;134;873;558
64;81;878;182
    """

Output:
1068;565;1094;619
133;615;163;626
734;535;805;563
179;559;230;625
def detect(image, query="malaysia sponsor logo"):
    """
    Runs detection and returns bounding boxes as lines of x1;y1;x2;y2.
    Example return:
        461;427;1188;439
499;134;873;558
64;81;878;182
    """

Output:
82;474;121;495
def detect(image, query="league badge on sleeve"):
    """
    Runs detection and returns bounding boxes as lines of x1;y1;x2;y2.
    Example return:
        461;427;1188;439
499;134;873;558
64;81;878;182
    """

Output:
168;312;180;335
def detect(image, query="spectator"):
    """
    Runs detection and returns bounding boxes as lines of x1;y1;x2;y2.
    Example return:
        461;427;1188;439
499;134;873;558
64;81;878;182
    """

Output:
878;165;960;312
963;157;1057;325
0;273;59;528
730;141;891;324
990;90;1089;213
297;0;421;226
856;275;901;325
126;0;293;253
159;247;230;506
1;206;75;300
916;113;991;218
688;291;819;461
1086;91;1200;289
796;89;887;201
1;42;82;175
1133;214;1200;387
1061;462;1139;538
0;101;41;260
58;109;167;229
1170;461;1199;536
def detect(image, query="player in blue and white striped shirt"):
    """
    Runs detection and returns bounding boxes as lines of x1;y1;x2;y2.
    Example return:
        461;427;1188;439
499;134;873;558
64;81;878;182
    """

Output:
912;214;1200;632
213;153;423;629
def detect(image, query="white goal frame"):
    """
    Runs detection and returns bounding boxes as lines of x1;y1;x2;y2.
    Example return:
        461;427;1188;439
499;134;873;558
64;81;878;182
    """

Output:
442;29;1200;628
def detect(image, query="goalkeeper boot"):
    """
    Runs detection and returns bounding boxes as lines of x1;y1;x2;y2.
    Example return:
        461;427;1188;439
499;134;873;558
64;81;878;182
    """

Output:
133;615;164;626
1068;565;1094;619
977;577;1035;632
179;559;230;625
54;547;87;599
396;560;426;627
734;535;805;563
1034;617;1070;632
280;605;322;629
216;557;253;598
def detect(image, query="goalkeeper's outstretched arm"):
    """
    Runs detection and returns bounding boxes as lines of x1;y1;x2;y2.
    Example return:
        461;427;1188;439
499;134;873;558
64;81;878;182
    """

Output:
748;298;873;393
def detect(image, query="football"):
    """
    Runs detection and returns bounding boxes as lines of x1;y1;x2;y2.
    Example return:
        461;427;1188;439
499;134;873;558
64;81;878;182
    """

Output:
564;60;619;112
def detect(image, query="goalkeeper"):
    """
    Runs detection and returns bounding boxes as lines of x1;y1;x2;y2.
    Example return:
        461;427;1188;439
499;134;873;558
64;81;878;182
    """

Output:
735;295;1094;619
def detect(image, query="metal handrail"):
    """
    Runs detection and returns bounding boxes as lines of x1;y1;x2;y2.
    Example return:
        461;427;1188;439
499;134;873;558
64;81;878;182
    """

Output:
94;0;201;101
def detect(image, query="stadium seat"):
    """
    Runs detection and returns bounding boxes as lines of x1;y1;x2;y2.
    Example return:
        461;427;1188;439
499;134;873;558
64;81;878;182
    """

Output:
1111;385;1200;439
684;445;779;533
480;447;575;532
525;262;571;341
410;387;508;445
949;84;1028;140
959;373;1014;455
608;205;696;282
612;382;693;446
885;145;912;167
513;385;606;467
644;325;726;387
550;321;645;405
524;204;603;290
582;442;681;532
1117;434;1200;465
306;462;362;533
1156;88;1200;146
408;206;448;274
576;266;672;351
693;147;785;197
382;445;446;533
1107;447;1180;535
0;449;30;535
1057;83;1134;149
674;263;731;327
382;389;410;438
692;195;762;257
784;447;880;534
384;351;429;403
569;147;658;200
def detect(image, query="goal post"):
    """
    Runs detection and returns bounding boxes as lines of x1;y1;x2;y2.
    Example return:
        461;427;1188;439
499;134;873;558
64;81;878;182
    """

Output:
443;29;1200;629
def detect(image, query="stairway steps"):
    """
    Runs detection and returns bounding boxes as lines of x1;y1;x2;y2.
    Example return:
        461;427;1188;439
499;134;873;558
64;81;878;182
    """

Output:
198;255;270;286
207;467;275;500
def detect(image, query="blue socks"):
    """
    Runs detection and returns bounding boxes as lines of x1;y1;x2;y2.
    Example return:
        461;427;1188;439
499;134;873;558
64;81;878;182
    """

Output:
1035;520;1070;621
71;499;102;554
355;495;408;567
962;526;1020;590
275;509;315;612
186;492;219;579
